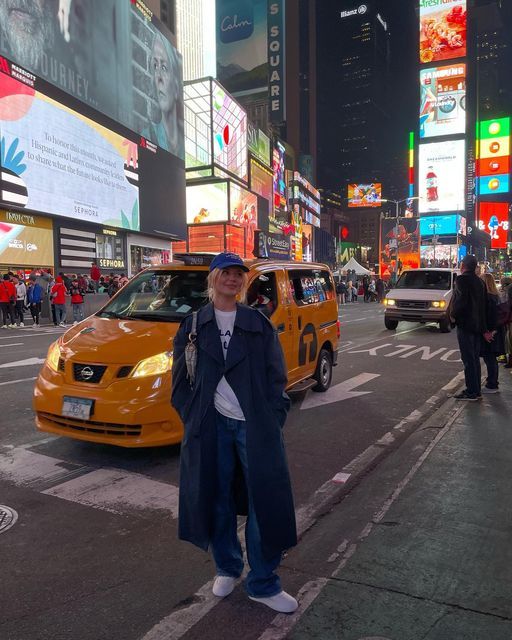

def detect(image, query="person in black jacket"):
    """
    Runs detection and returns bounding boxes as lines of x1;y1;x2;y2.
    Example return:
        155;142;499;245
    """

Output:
451;255;487;400
480;273;506;393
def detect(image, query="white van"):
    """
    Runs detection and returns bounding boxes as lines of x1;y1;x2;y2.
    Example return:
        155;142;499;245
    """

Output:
383;268;458;333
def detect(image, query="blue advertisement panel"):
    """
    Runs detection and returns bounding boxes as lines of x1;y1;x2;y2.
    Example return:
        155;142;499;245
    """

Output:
0;0;184;158
420;214;459;236
216;0;268;97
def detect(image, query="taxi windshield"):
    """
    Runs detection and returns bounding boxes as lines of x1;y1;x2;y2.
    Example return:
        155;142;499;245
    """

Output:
97;269;209;322
395;270;451;291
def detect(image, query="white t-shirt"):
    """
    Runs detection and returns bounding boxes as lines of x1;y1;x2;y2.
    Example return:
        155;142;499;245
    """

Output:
214;308;245;421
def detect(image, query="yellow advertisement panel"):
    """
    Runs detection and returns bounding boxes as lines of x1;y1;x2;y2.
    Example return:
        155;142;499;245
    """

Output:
0;210;54;266
479;136;510;160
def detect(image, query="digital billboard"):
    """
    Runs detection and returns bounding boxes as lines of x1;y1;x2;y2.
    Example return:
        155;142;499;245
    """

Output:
0;71;140;230
186;181;228;224
212;84;248;181
380;217;420;279
216;0;268;97
0;210;53;266
348;184;382;208
419;0;466;64
248;123;270;166
420;64;466;138
420;214;460;236
230;183;258;250
0;1;184;159
419;140;465;213
250;160;273;218
478;202;510;249
476;117;510;196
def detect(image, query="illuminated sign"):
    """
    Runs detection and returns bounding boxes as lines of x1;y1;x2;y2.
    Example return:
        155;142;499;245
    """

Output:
230;183;258;250
419;0;466;64
420;64;466;138
419;214;460;236
212;84;248;181
409;131;415;198
419;140;465;213
348;184;382;208
186;181;229;224
476;117;510;196
340;4;368;18
268;1;286;123
477;202;510;249
99;258;125;269
248;124;271;166
0;210;53;266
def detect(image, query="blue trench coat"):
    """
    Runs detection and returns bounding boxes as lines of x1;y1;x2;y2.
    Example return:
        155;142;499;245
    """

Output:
171;303;297;560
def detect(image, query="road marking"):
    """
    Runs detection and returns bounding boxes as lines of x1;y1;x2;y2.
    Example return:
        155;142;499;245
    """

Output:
44;468;179;518
301;373;380;410
399;346;448;360
0;343;23;348
0;357;45;368
347;343;461;363
341;318;368;323
348;344;393;356
0;376;37;386
0;330;61;339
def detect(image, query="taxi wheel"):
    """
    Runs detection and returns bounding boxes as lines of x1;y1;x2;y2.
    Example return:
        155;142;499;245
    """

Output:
312;348;332;392
384;318;398;330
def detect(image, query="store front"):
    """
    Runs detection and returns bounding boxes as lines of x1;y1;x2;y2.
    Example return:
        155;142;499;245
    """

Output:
0;210;54;277
127;234;172;276
57;223;128;276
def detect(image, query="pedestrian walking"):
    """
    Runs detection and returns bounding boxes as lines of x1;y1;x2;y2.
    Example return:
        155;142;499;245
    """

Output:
90;261;101;292
336;279;346;305
27;275;43;326
450;255;487;400
13;275;27;326
0;273;16;328
69;279;86;324
51;276;68;326
171;251;298;614
480;273;506;393
376;277;385;303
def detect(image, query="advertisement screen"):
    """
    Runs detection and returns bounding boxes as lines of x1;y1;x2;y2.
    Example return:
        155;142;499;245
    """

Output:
420;214;459;236
273;143;286;208
0;1;184;158
250;160;273;218
186;181;228;224
420;244;459;266
230;183;258;250
419;0;467;64
419;140;465;213
477;174;510;196
420;64;466;138
216;0;268;97
0;211;53;266
0;72;140;230
478;202;510;249
348;184;382;208
380;218;420;279
212;84;247;181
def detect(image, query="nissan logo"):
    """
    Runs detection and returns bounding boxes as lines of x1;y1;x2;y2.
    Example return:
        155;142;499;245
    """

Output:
80;366;94;381
358;4;367;14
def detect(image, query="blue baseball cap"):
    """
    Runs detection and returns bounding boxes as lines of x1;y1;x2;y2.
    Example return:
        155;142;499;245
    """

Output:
209;252;249;272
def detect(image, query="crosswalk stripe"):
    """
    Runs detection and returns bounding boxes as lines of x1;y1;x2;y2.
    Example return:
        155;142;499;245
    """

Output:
0;447;179;518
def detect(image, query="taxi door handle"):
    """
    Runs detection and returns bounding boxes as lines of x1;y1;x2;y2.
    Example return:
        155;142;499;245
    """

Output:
276;323;285;333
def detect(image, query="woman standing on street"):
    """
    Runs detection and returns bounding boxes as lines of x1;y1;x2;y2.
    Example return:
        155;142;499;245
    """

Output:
171;252;298;614
480;273;505;393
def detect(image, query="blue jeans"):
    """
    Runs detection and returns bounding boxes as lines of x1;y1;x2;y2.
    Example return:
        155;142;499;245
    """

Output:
72;303;84;322
211;411;282;597
457;328;482;396
482;352;499;389
54;303;66;324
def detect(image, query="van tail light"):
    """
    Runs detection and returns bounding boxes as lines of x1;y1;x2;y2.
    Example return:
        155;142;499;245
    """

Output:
336;320;340;339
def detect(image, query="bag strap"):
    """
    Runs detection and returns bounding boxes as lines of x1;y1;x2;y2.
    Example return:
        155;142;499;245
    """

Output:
189;311;198;341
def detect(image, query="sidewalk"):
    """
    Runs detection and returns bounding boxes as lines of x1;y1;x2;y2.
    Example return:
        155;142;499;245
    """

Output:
290;367;512;640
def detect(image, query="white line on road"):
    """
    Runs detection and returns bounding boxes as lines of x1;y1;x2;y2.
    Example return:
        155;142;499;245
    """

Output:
0;357;45;368
0;331;61;340
0;376;37;386
0;343;23;347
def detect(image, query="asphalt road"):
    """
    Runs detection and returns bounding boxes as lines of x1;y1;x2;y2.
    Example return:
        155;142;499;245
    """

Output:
0;303;464;640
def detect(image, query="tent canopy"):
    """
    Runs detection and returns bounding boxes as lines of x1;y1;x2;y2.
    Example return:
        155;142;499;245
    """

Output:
339;257;373;275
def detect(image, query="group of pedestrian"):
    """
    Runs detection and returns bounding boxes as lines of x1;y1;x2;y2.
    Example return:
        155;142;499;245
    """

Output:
335;276;385;304
451;254;512;400
1;271;44;328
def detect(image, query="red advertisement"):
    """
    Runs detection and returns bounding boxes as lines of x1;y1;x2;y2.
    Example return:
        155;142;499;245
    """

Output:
477;202;510;249
380;218;420;279
419;0;467;64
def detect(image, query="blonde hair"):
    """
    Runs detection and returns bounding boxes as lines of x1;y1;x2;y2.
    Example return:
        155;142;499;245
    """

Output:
207;268;248;304
482;272;499;296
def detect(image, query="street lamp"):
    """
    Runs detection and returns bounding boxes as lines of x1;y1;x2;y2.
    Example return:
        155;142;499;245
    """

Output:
381;196;421;283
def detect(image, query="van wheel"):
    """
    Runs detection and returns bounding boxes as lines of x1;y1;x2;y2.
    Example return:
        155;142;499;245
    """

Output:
385;318;398;330
312;349;332;392
439;318;451;333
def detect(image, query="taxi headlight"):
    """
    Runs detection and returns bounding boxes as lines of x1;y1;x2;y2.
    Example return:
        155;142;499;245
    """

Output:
431;300;446;309
46;341;61;372
131;351;173;378
385;298;396;306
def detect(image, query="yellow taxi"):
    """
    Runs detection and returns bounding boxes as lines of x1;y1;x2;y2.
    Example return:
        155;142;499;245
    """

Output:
34;256;339;447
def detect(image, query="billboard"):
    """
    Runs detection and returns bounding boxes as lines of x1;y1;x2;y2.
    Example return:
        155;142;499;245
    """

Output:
419;214;460;236
186;181;228;224
419;0;466;64
380;218;420;279
212;83;248;181
348;184;382;208
216;0;268;97
420;64;466;138
0;210;53;266
230;183;258;249
0;1;184;158
419;140;465;213
250;160;273;218
268;0;286;122
248;123;270;166
478;202;509;249
0;71;140;230
476;117;510;196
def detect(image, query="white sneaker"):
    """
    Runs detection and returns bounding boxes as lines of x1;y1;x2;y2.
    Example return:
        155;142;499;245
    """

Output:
59;322;66;327
1;325;7;329
249;591;298;613
481;386;499;394
9;324;15;328
73;321;78;325
20;322;24;327
212;576;236;597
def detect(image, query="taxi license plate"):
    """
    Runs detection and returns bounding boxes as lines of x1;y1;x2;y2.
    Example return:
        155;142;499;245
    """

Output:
62;396;94;420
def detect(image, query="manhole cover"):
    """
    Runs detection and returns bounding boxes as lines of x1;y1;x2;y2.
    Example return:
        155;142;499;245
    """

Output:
0;505;18;534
